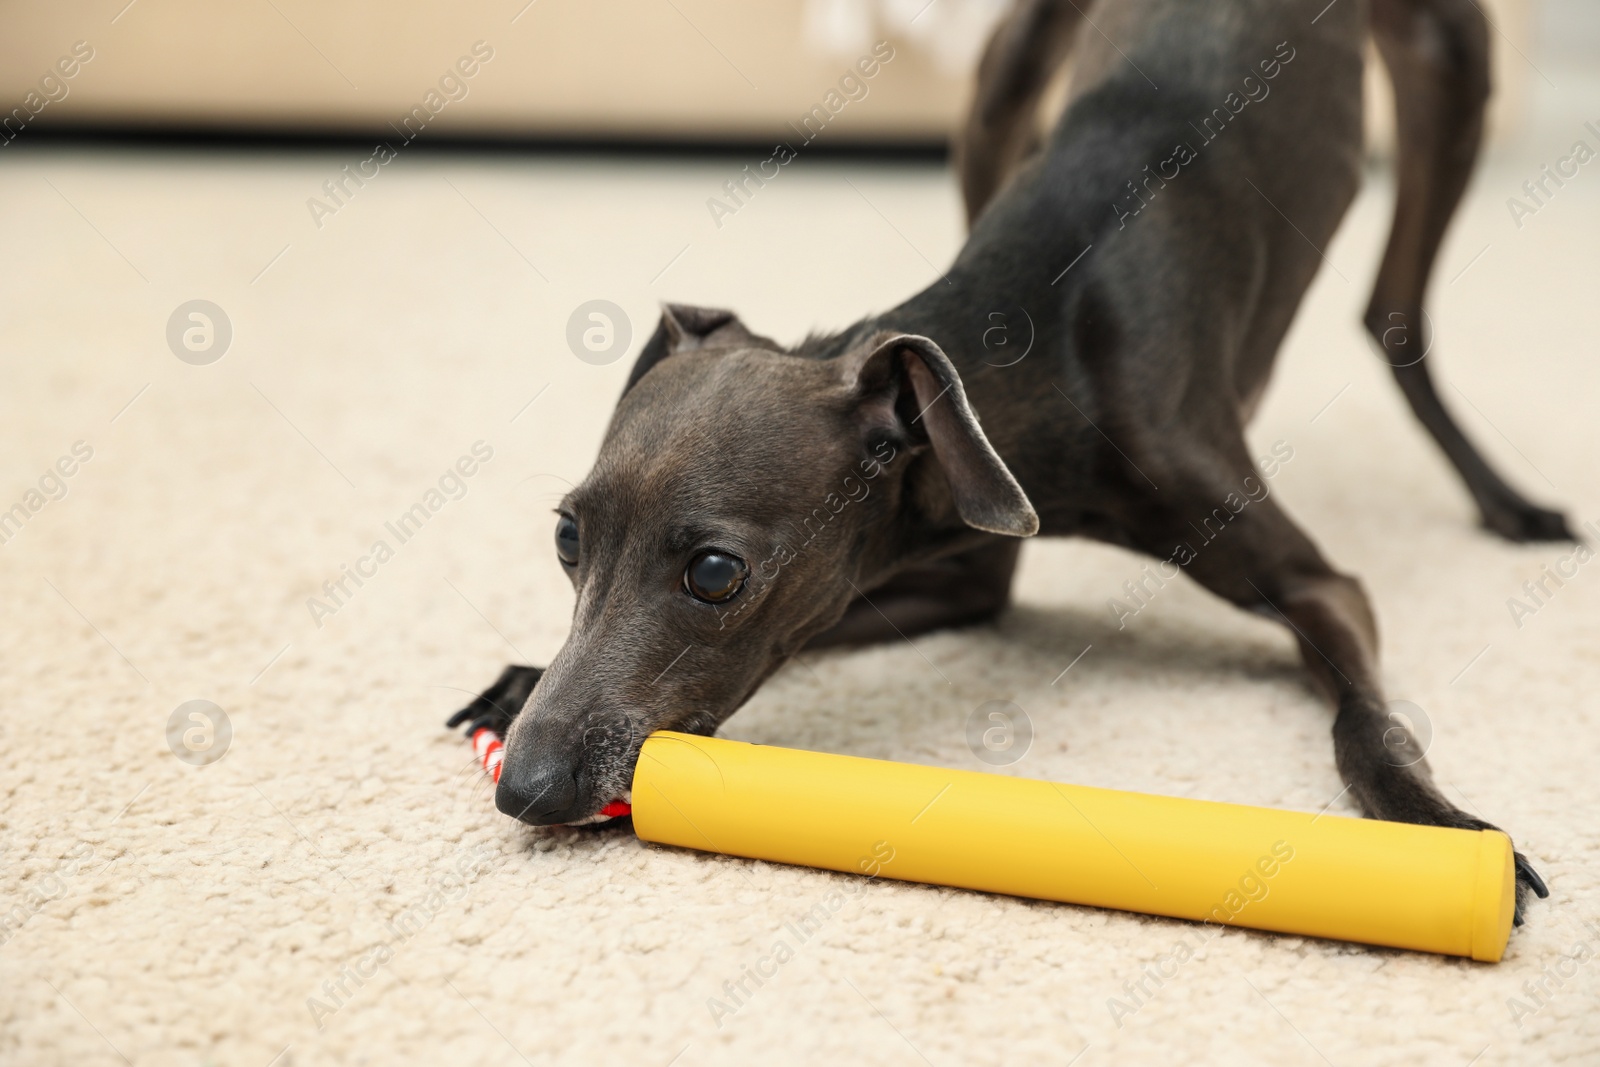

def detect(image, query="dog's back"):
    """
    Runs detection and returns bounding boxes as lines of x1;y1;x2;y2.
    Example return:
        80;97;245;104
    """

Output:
952;0;1365;418
963;0;1365;224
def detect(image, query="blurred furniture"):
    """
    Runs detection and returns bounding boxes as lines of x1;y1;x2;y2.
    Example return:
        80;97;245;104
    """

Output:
0;0;1534;148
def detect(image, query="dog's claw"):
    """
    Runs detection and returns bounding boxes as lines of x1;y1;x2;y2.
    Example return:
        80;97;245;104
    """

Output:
1511;851;1549;927
454;712;503;738
1515;852;1549;898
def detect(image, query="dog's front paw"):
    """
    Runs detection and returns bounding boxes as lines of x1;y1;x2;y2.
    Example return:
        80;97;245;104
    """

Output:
1481;498;1576;543
1447;813;1550;926
446;665;543;737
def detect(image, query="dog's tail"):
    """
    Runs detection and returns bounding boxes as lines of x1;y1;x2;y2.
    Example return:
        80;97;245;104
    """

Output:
956;0;1087;226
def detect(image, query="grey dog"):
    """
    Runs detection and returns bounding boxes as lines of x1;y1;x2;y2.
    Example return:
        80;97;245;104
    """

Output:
451;0;1566;921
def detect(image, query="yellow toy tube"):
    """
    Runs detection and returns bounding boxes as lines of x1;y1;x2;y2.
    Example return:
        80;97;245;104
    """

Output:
630;732;1514;962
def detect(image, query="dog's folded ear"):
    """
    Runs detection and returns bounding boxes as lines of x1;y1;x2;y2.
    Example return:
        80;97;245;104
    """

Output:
622;304;769;396
847;333;1039;537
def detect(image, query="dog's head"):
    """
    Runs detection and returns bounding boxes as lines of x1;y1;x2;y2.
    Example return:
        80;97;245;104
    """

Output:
495;304;1037;825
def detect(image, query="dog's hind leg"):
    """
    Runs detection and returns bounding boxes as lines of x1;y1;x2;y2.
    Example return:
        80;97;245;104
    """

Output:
1120;434;1548;921
956;0;1084;225
805;539;1022;648
1366;0;1573;542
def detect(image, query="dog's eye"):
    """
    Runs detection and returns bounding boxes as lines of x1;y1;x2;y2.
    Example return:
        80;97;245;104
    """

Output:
554;514;580;567
684;551;747;604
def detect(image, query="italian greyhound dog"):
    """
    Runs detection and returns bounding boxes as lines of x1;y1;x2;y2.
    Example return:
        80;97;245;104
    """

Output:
450;0;1566;921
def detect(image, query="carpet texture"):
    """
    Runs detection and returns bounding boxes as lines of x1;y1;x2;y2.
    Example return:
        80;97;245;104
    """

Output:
3;83;1599;1067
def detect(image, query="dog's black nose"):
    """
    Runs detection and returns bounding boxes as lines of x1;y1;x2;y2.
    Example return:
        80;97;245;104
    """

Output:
495;762;578;825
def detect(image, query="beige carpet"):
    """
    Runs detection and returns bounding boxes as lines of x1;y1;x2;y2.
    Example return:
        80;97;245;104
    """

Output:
4;84;1600;1067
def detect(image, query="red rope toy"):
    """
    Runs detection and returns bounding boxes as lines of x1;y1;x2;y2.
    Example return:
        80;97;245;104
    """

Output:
469;727;633;819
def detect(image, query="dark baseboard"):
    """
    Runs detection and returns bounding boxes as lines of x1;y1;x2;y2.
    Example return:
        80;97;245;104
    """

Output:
3;121;952;162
